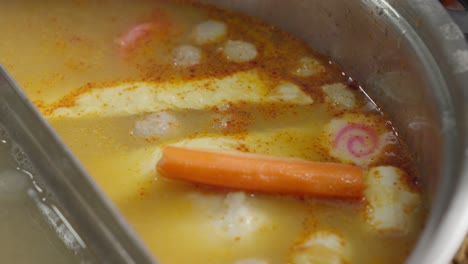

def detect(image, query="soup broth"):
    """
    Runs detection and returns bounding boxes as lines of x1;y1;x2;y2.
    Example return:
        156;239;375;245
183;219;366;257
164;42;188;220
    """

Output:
0;1;426;263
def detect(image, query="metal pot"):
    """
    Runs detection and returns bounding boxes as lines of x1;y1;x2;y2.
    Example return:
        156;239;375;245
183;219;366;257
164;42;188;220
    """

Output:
199;0;468;263
1;1;466;263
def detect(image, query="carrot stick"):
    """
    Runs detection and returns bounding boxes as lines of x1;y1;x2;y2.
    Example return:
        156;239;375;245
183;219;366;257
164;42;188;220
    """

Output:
157;146;365;200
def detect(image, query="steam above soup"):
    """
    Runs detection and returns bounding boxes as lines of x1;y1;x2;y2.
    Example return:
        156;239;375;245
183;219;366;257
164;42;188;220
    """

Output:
0;0;425;263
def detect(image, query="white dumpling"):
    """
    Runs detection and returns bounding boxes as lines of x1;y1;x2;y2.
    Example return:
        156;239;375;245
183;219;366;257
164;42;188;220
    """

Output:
364;166;421;234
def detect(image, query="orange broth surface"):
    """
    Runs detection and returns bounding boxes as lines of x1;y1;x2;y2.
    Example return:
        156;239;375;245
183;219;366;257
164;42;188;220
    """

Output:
0;1;426;263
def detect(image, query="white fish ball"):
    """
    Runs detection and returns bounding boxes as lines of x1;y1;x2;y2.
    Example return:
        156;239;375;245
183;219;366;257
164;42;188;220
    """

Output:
268;82;313;104
224;40;258;63
173;45;202;67
132;111;180;138
193;20;227;44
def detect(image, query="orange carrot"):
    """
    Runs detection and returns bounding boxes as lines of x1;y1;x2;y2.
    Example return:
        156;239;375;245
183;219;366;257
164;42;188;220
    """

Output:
157;146;365;200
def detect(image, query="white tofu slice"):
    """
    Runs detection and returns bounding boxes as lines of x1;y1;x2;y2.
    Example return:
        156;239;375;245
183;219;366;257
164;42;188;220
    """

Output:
289;230;350;264
364;166;421;234
46;70;313;119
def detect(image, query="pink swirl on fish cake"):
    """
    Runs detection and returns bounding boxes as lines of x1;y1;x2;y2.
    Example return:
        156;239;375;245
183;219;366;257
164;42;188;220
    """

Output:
333;123;379;158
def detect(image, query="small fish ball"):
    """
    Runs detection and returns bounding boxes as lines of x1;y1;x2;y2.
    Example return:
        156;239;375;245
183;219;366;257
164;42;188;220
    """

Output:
322;83;356;109
193;20;227;44
364;166;420;234
132;111;180;139
292;57;325;77
224;40;258;63
173;45;201;67
268;82;313;104
289;231;350;264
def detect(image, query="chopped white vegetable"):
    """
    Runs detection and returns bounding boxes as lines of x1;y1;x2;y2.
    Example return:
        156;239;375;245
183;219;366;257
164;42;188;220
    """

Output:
233;259;268;264
132;111;180;138
224;40;258;63
173;45;201;67
322;83;356;109
322;114;396;166
292;57;325;77
193;20;227;44
364;166;421;234
267;82;313;104
289;230;350;264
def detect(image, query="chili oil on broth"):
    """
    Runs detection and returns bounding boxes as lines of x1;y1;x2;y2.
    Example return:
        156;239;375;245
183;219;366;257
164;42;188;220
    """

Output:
0;0;426;263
